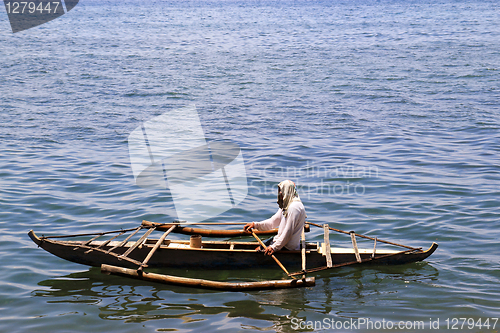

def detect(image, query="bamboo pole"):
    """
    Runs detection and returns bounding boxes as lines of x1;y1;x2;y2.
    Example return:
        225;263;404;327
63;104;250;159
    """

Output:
142;220;279;237
40;227;141;239
146;220;249;226
101;264;315;291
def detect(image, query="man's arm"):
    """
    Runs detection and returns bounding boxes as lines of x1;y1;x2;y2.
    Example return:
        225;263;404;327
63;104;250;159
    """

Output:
243;209;282;232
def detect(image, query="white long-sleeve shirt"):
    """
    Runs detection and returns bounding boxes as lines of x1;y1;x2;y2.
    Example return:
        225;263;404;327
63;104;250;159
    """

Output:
253;200;306;251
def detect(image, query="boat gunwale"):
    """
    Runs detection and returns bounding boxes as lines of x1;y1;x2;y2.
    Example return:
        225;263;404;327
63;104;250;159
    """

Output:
30;230;418;255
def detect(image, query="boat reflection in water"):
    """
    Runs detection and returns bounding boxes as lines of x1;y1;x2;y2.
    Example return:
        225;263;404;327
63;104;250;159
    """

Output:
32;263;439;330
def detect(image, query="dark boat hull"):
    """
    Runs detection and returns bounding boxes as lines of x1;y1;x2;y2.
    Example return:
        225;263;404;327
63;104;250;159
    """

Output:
29;230;438;271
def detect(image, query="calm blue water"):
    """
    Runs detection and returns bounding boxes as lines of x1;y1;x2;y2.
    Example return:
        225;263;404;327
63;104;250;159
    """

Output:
1;0;500;332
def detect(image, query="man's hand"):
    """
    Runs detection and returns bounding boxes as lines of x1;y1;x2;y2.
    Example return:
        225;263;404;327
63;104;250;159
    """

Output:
264;246;275;256
243;222;255;233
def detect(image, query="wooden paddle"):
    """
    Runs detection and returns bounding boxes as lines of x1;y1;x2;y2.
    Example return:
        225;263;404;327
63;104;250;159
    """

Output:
250;230;298;279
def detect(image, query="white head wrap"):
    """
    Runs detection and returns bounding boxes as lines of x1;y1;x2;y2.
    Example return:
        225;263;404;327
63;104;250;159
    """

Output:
278;180;301;217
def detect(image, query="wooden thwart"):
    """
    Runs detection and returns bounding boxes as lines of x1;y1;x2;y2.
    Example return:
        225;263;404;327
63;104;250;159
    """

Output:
102;264;315;291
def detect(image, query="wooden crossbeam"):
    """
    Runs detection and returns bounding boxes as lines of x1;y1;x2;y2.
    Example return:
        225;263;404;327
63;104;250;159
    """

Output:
73;234;102;251
84;234;103;245
138;225;176;271
71;243;143;266
119;227;156;259
106;226;142;254
85;231;126;254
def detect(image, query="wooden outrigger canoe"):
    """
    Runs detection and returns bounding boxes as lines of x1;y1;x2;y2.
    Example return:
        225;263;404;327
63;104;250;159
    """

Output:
28;220;438;290
29;228;437;269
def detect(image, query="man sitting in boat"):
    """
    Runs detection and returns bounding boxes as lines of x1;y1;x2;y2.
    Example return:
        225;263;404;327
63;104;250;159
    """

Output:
244;180;306;256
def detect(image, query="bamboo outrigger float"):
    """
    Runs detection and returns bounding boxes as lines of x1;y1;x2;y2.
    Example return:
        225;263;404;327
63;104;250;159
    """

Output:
28;220;438;291
101;264;315;290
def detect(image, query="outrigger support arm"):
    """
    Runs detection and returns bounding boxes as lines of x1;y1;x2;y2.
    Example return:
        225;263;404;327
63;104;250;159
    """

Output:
306;222;421;251
137;225;177;272
289;248;420;276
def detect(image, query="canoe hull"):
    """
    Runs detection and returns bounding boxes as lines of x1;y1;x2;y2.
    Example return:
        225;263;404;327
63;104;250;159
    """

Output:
29;230;438;271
